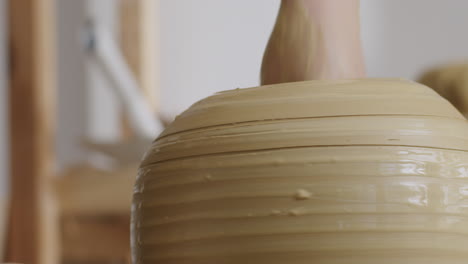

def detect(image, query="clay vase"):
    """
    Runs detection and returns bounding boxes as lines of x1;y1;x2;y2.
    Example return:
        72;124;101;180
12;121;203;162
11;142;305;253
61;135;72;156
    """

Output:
132;79;468;264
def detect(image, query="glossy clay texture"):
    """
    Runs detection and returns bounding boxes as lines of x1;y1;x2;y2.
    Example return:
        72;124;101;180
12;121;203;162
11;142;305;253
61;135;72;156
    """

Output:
133;79;468;264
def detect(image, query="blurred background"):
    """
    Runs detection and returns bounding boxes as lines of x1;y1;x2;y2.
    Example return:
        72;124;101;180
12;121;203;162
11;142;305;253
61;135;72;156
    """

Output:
1;0;468;264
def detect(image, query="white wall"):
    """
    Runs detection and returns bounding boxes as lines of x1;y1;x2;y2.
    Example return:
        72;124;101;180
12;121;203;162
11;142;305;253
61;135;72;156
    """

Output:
85;0;122;143
160;0;280;116
56;0;88;170
361;0;468;79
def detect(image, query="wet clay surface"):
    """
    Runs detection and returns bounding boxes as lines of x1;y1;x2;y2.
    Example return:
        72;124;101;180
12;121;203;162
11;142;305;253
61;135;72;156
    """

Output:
133;79;468;264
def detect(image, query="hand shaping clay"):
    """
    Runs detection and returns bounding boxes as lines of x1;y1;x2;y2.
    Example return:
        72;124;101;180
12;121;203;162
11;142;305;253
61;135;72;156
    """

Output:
132;79;468;264
261;0;365;84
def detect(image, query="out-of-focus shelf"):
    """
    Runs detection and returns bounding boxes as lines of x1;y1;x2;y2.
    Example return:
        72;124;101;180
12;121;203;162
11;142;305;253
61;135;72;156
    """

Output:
56;164;138;264
61;214;130;263
55;164;138;216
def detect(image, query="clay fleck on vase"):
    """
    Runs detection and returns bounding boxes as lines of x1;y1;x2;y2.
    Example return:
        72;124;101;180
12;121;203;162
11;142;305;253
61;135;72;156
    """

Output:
132;79;468;264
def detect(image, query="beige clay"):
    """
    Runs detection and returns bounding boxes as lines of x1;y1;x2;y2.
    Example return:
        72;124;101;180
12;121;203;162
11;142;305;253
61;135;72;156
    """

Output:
132;79;468;264
419;63;468;118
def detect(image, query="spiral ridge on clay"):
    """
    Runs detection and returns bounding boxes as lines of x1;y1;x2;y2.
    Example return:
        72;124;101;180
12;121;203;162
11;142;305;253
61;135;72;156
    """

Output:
133;79;468;264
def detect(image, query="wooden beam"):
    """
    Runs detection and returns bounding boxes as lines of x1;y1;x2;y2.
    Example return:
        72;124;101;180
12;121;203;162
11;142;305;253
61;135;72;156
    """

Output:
6;0;58;264
119;0;160;112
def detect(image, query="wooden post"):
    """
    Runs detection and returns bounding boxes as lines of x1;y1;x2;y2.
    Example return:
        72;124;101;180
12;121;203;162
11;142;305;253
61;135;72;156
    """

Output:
6;0;58;264
119;0;160;113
